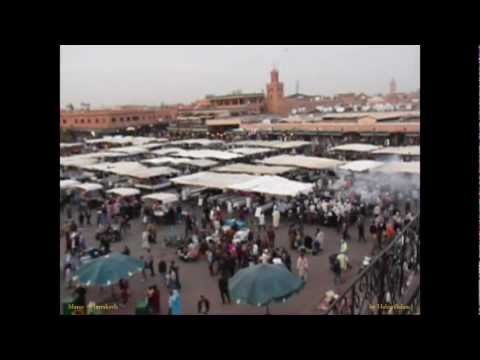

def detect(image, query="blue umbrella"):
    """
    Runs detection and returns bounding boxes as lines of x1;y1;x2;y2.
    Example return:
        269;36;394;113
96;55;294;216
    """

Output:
73;252;145;287
228;263;305;314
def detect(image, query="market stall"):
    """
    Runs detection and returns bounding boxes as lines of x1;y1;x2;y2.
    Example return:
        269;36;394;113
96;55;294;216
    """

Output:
371;146;420;161
338;160;384;173
211;163;295;176
257;155;343;170
371;161;420;175
73;182;105;209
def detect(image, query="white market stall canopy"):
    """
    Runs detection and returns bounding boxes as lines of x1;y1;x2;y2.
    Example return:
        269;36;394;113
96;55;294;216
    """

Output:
371;161;420;175
228;147;274;156
212;163;295;175
142;157;218;168
172;172;256;190
129;137;167;145
86;161;145;175
168;139;225;146
339;160;385;172
60;179;81;189
60;156;100;168
60;142;83;148
85;136;165;146
257;155;343;170
372;146;420;156
140;143;169;150
151;147;184;156
108;146;149;155
330;143;381;153
233;140;310;149
106;187;141;197
228;176;314;197
84;136;133;145
172;149;242;161
118;166;180;179
60;151;133;168
142;192;179;204
75;182;103;192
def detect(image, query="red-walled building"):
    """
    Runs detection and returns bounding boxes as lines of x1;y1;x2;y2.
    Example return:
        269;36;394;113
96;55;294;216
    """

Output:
60;106;178;132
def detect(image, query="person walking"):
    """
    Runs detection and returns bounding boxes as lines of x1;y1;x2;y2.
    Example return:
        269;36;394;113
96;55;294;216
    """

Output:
66;202;73;220
119;278;129;306
313;228;324;255
296;249;309;282
83;207;90;226
357;213;366;243
197;295;210;315
258;211;265;232
78;211;85;227
122;245;130;256
148;285;160;314
158;259;167;285
141;228;150;250
218;274;231;304
332;256;342;286
281;249;292;272
336;252;349;283
168;289;182;315
169;261;181;290
272;207;280;229
267;226;276;249
145;249;155;277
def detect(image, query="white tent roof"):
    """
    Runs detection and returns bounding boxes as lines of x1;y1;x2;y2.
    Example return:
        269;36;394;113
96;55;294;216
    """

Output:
228;176;314;196
151;148;184;156
142;157;217;168
339;160;384;172
172;149;242;160
87;161;145;175
372;146;420;156
106;187;141;197
142;192;179;204
108;146;149;155
371;161;420;175
172;172;256;189
60;179;81;189
234;140;310;149
330;143;381;153
140;143;168;150
118;166;180;179
228;147;273;156
85;136;133;145
60;142;83;148
212;163;294;175
129;137;166;145
258;155;343;170
75;182;103;192
169;139;225;146
60;156;99;168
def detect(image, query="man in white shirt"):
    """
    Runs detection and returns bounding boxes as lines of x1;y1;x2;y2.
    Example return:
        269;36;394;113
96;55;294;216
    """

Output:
259;212;265;230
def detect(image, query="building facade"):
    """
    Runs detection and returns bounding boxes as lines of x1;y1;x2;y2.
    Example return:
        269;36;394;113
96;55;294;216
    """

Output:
60;108;171;132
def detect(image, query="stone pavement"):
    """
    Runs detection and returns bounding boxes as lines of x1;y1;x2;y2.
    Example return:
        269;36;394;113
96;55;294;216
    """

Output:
60;203;375;315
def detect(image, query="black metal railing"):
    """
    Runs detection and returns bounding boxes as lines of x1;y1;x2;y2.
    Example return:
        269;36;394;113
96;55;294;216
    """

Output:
402;283;420;314
326;214;420;315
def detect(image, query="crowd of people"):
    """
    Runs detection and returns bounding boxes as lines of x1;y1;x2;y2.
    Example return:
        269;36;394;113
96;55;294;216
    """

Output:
61;149;419;315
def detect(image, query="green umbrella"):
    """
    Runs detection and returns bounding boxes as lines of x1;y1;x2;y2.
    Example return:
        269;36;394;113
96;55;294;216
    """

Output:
73;252;145;287
228;263;305;314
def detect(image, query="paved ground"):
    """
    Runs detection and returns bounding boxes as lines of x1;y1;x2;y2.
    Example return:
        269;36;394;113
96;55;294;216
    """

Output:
60;203;376;315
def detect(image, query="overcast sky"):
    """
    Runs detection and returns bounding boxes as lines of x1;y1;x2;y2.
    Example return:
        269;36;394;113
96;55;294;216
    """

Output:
60;45;419;107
